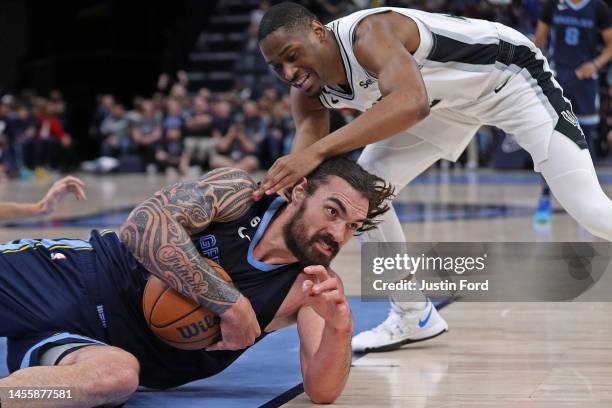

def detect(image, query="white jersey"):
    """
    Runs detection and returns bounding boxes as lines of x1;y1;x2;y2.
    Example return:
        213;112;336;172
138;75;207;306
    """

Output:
320;7;529;111
319;7;585;163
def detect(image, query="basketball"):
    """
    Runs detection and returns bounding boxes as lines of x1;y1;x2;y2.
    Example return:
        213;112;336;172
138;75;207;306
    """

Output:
142;258;232;350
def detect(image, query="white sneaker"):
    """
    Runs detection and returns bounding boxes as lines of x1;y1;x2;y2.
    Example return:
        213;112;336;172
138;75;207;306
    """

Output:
351;300;448;352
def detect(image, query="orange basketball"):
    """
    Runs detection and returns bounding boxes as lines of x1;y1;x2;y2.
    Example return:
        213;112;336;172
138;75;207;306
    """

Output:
142;258;232;350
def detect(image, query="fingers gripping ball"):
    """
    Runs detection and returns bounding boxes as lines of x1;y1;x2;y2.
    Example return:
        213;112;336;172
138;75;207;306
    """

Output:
142;258;232;350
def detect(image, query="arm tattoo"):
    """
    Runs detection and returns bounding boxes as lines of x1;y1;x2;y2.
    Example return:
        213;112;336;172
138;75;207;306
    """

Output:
120;168;256;314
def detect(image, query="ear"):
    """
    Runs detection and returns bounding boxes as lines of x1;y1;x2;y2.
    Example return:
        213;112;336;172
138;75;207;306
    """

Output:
310;20;326;42
290;177;308;203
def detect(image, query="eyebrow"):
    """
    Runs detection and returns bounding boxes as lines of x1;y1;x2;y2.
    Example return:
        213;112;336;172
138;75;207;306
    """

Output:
265;44;292;65
327;197;367;224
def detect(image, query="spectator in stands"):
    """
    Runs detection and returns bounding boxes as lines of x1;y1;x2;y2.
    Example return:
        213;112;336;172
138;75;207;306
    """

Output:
196;87;212;102
155;124;189;175
34;98;73;174
51;96;69;130
0;99;9;180
186;96;212;135
184;95;214;170
126;96;145;126
210;117;258;172
249;0;270;35
243;100;264;144
5;104;36;178
132;99;163;171
151;92;166;115
169;83;192;114
163;98;186;131
210;100;233;139
90;94;114;140
260;100;293;168
0;97;12;167
100;103;131;158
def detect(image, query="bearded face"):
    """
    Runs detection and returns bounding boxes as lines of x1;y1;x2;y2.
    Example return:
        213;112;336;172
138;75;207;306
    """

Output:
283;199;340;267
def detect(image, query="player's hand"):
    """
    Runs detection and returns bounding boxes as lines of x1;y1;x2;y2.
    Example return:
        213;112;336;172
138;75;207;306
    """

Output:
575;62;598;80
253;147;324;201
301;265;352;332
38;176;87;215
207;294;261;351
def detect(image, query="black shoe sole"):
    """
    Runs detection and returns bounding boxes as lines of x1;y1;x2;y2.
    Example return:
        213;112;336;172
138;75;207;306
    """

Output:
360;329;448;353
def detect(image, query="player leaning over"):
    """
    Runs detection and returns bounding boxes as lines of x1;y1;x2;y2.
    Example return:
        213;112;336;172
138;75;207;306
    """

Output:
256;3;612;352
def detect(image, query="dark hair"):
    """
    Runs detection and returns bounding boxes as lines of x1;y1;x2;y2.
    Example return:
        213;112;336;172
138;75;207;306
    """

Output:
258;2;317;42
303;156;395;234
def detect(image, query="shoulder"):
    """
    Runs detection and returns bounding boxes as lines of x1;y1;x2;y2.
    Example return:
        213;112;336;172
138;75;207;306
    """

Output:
199;168;257;221
199;167;257;189
352;11;419;70
156;168;257;224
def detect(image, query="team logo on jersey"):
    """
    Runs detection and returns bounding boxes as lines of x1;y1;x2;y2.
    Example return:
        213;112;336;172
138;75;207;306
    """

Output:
429;99;441;108
561;109;585;137
561;110;581;128
330;97;339;104
359;78;374;89
50;252;67;261
199;234;220;264
238;227;250;241
238;216;261;241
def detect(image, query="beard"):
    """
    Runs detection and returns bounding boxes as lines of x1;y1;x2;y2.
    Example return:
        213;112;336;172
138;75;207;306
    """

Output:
283;201;339;267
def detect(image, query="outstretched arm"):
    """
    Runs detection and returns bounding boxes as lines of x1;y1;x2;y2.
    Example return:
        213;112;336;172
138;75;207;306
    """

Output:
0;176;86;221
120;167;261;350
297;266;353;403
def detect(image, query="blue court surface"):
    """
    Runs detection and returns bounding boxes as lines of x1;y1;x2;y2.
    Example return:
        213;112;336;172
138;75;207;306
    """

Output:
0;297;452;408
0;202;564;230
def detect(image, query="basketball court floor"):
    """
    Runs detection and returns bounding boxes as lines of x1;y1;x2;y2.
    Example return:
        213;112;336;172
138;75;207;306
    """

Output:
1;168;611;407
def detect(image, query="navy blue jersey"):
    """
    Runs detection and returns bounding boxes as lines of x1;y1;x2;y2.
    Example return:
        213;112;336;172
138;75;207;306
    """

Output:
540;0;612;69
1;194;302;389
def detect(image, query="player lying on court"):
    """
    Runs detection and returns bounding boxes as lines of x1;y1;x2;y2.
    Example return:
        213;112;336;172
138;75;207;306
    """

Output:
0;157;393;407
256;2;612;353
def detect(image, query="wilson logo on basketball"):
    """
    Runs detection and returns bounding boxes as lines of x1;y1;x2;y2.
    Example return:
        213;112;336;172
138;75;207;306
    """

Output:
176;315;219;339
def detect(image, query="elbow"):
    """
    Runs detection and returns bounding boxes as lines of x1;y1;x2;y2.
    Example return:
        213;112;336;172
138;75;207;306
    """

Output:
304;378;345;405
418;104;430;121
413;95;430;120
396;90;430;124
306;389;340;405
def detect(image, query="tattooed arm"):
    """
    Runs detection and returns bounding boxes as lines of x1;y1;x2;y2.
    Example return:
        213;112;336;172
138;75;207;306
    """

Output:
120;167;261;350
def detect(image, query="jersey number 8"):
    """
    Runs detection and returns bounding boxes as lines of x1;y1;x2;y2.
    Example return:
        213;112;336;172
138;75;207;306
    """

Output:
565;27;580;46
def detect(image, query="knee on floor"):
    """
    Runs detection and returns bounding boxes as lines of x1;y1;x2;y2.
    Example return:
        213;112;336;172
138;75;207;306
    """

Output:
82;348;140;405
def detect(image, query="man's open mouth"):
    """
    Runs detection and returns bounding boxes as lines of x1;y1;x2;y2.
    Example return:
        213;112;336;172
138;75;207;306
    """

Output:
293;73;311;91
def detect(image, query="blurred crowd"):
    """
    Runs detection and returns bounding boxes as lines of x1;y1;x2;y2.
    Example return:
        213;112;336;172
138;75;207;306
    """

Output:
0;91;76;181
84;78;297;175
0;0;610;181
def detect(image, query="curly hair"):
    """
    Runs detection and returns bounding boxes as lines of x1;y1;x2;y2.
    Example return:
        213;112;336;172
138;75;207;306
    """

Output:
303;156;395;234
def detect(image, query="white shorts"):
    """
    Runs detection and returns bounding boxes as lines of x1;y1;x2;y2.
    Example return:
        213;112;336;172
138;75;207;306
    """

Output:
360;35;587;182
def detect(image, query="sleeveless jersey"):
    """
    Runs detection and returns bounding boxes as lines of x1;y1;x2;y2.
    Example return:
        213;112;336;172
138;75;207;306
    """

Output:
319;7;535;112
540;0;611;70
90;194;301;388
